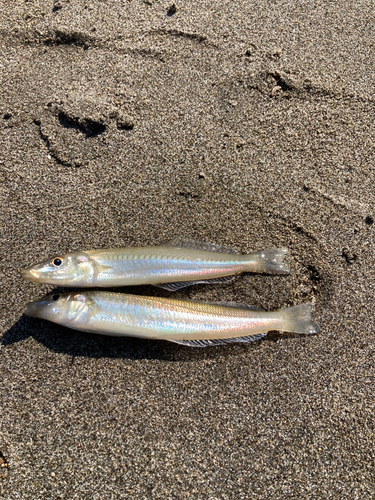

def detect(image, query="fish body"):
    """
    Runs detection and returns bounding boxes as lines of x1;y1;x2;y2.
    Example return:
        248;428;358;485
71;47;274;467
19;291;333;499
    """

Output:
21;238;289;290
25;292;319;347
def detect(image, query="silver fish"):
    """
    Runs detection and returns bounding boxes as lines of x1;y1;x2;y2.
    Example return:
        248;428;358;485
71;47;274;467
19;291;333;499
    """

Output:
24;291;319;347
21;237;289;290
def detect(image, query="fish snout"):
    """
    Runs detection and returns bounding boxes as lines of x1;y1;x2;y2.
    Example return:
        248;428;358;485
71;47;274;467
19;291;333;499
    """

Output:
24;295;53;318
24;300;40;317
21;266;42;282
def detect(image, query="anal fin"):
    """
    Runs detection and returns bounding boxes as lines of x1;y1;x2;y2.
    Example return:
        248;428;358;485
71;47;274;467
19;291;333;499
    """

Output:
206;301;264;311
170;333;267;347
154;275;236;291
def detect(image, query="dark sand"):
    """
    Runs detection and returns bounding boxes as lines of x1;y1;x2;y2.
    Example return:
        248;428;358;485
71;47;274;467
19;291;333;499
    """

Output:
1;1;375;498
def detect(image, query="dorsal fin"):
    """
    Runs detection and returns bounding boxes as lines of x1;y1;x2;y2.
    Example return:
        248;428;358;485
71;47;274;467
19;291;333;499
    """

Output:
170;332;267;347
161;237;239;254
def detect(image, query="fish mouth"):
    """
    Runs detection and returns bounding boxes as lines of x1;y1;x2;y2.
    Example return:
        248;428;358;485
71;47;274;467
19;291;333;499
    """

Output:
24;296;51;317
20;267;42;282
24;300;40;317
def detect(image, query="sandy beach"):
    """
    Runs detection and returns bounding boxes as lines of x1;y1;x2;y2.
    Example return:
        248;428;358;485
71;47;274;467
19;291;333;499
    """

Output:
1;1;374;498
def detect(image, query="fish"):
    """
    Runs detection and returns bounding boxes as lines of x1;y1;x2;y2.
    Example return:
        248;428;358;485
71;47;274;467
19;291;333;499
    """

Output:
24;291;319;347
21;237;289;290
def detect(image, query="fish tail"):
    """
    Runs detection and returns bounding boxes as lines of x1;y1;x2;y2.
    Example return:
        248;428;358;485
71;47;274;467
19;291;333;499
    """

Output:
279;303;320;334
247;248;290;274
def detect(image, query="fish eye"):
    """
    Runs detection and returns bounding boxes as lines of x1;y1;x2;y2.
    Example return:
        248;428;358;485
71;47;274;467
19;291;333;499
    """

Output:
52;294;60;301
53;258;63;267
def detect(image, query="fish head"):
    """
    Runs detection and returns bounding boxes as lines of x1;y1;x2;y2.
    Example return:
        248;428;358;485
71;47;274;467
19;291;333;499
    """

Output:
24;292;90;325
21;252;96;286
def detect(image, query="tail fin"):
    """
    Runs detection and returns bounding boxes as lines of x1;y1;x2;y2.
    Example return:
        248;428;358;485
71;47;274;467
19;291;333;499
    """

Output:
249;248;290;274
280;303;320;334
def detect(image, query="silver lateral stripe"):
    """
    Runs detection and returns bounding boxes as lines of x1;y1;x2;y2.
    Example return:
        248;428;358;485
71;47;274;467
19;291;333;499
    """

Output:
170;333;268;347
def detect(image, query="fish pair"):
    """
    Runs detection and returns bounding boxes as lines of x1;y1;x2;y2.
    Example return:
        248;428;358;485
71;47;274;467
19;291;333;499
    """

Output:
22;237;319;347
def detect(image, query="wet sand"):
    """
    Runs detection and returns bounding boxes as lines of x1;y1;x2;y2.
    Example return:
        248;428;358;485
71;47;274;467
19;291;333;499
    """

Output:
1;1;375;498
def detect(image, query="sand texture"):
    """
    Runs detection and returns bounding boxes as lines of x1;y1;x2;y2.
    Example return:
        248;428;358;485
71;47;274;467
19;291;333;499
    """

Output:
1;1;375;498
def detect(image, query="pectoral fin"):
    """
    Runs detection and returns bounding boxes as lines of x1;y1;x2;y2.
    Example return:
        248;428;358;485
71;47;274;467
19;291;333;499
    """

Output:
94;264;113;277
